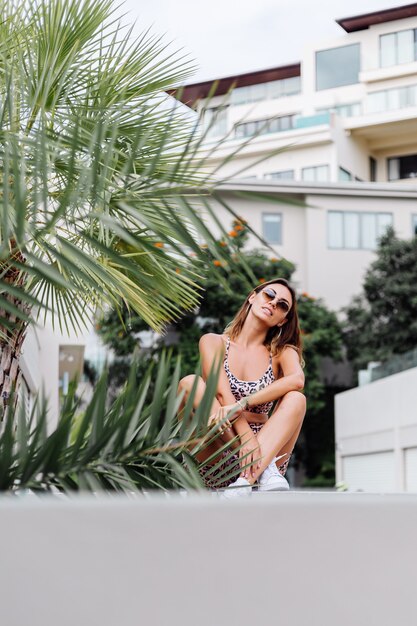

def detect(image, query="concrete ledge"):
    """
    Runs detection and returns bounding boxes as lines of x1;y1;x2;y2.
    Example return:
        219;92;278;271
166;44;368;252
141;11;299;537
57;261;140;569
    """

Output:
1;492;416;626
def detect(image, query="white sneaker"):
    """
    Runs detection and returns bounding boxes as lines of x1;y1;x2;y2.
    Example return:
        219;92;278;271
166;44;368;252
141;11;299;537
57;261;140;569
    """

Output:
258;458;289;492
220;477;252;499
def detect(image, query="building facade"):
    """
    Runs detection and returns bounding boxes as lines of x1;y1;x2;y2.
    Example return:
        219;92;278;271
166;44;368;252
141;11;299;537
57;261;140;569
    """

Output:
212;179;417;311
179;4;417;186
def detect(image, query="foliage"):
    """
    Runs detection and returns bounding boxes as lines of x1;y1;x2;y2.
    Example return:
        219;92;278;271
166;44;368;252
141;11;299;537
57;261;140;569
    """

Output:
343;228;417;372
0;353;241;493
0;0;267;344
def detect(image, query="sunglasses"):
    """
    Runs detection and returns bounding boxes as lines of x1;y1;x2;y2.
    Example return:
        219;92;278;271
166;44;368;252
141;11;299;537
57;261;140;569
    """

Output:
260;287;291;313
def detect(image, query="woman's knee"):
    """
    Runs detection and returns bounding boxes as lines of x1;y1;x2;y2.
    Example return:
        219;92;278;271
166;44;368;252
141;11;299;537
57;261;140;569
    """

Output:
282;390;307;415
178;374;204;394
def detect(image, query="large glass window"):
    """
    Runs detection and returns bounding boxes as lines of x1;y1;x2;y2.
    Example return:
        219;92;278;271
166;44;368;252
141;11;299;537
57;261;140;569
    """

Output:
262;213;282;244
380;29;417;67
367;84;417;113
339;167;353;181
234;115;295;139
230;76;301;105
328;211;393;250
387;154;417;180
317;102;362;117
264;170;294;180
412;215;417;236
302;165;329;182
316;44;360;91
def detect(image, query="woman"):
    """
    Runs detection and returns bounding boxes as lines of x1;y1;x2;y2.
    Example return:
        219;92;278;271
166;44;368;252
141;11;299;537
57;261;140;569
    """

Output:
178;278;306;496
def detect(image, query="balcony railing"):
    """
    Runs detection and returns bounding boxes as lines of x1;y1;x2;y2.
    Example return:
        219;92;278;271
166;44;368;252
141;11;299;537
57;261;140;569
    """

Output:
370;346;417;382
294;112;331;129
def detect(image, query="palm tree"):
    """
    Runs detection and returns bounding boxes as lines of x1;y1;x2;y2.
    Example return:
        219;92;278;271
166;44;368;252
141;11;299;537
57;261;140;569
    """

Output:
0;0;262;408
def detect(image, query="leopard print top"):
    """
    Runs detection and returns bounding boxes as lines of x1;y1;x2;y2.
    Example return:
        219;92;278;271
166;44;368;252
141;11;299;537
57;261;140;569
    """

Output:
223;336;275;415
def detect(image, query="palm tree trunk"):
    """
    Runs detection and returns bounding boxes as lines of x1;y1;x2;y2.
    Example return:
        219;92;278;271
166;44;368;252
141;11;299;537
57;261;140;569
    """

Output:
0;243;29;413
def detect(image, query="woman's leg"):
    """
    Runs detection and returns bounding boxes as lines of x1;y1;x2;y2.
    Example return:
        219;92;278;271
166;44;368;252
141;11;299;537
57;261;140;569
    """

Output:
177;375;237;464
245;390;306;485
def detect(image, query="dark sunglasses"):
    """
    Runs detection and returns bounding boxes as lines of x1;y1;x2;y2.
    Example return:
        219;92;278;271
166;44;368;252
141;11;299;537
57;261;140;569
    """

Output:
260;287;291;313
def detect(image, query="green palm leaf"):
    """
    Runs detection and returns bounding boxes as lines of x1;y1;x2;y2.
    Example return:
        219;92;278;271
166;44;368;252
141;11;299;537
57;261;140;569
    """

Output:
0;353;239;493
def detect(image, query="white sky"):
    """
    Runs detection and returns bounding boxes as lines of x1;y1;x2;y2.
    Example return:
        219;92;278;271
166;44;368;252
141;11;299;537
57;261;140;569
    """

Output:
120;0;407;82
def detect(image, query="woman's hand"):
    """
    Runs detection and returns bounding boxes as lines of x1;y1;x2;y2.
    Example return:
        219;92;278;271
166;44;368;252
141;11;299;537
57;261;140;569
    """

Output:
239;430;261;480
208;403;242;433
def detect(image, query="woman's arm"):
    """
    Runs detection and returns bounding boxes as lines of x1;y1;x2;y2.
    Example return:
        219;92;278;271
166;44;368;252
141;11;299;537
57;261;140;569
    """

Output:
199;333;239;406
240;346;304;410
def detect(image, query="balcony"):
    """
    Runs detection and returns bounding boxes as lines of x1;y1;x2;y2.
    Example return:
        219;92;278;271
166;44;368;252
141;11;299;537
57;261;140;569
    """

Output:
294;111;331;129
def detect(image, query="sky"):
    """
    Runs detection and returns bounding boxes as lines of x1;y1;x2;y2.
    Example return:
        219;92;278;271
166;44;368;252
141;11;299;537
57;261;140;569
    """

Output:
120;0;408;82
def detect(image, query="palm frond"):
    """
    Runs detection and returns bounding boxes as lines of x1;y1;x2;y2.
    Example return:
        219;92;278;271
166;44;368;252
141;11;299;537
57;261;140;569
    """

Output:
0;352;240;493
0;0;291;336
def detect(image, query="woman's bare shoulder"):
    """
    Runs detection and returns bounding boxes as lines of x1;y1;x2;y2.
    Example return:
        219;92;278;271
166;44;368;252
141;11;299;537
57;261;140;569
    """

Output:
199;333;226;353
272;345;300;364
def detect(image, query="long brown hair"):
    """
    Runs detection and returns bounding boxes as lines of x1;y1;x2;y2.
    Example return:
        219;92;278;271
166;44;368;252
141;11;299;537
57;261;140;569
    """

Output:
224;278;303;363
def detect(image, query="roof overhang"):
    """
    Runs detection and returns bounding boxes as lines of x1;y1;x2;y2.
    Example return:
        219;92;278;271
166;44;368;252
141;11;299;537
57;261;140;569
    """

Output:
337;3;417;33
216;179;417;199
170;63;301;108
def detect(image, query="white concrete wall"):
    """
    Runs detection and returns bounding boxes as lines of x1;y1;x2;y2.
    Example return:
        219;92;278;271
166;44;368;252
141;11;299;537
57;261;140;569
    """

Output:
335;366;417;491
209;192;307;290
21;319;90;427
0;493;416;626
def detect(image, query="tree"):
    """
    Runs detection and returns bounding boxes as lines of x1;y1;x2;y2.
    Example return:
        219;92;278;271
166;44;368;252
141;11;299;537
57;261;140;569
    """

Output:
0;0;264;408
343;228;417;372
98;219;344;482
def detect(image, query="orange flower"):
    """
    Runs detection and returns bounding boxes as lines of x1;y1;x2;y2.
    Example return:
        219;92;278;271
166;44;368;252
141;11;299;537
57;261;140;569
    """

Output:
154;242;164;248
175;268;181;274
229;230;238;237
234;224;243;231
259;277;266;283
270;257;278;262
219;241;227;247
301;292;309;298
213;260;222;267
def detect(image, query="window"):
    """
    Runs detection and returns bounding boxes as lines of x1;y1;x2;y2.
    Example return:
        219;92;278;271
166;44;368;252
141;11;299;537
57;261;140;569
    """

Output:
412;215;417;236
264;170;294;180
302;165;329;182
327;211;393;250
234;115;295;139
339;167;353;181
317;102;362;117
367;84;417;113
380;29;417;67
316;44;360;91
230;76;301;105
203;106;228;139
262;213;282;244
388;154;417;180
370;157;377;182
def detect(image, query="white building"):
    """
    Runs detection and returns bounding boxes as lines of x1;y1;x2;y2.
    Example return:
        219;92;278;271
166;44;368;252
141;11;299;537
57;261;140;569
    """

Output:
171;4;417;310
179;3;417;187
